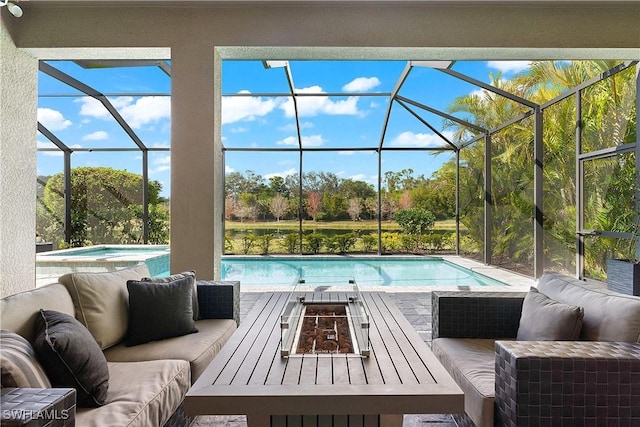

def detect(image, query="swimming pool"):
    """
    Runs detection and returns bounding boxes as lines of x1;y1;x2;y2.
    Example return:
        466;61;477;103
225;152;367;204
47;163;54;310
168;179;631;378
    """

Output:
221;256;506;288
36;245;169;277
36;247;509;290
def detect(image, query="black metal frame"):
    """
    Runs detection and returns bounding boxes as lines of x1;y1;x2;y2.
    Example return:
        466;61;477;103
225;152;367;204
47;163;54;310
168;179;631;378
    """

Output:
37;59;639;280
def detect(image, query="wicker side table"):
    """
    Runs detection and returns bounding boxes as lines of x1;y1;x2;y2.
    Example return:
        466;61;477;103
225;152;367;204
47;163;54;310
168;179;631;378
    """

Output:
1;388;76;427
495;340;640;427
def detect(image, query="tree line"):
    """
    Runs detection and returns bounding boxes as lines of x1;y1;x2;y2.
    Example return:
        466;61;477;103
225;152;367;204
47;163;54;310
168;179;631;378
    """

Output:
224;168;455;223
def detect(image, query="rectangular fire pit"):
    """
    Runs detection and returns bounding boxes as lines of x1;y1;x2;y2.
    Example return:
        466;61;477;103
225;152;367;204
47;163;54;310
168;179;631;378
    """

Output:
186;291;465;427
280;280;369;357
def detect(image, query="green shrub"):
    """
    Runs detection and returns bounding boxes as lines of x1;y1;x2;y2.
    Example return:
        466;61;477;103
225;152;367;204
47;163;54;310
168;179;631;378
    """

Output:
333;232;357;254
380;232;401;253
394;208;436;236
400;233;417;253
224;235;234;254
284;233;299;254
421;233;444;253
360;233;377;252
304;232;325;254
258;233;274;254
442;232;455;251
241;233;256;254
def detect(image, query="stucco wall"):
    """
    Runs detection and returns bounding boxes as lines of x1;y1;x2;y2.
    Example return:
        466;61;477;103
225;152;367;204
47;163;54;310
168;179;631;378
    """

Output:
0;22;37;298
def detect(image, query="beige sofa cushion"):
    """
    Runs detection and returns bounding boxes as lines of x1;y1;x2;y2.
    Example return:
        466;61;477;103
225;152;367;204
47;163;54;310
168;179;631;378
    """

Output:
104;318;236;383
432;338;497;427
0;283;75;342
538;271;640;342
75;360;190;427
59;264;151;349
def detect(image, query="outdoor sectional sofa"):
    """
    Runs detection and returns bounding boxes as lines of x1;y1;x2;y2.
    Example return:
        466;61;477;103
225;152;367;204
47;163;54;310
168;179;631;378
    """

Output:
0;264;239;427
432;271;640;427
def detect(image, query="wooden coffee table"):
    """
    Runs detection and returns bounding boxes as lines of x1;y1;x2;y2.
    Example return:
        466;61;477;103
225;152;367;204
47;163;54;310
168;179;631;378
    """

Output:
186;291;463;427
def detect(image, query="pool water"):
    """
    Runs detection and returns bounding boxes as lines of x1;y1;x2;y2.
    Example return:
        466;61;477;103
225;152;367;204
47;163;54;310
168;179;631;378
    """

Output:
36;245;169;278
221;257;505;287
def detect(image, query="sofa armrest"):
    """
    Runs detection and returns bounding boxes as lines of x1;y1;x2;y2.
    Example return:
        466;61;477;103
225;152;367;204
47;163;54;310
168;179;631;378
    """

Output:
431;291;526;339
196;280;240;325
1;388;76;427
495;340;640;427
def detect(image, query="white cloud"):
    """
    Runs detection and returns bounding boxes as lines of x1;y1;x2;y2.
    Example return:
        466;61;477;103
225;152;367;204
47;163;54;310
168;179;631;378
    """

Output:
153;155;170;165
469;88;491;102
487;61;531;74
339;151;355;156
37;140;64;157
150;165;170;174
76;96;170;129
389;130;454;148
276;136;298;146
264;168;297;180
149;155;171;175
119;96;170;128
151;141;170;148
225;165;235;174
276;134;326;147
346;173;376;185
76;97;111;119
37;108;72;131
222;91;280;124
37;140;56;149
279;121;314;132
230;126;248;133
37;140;83;156
280;86;362;118
82;131;108;141
349;173;367;181
342;77;381;92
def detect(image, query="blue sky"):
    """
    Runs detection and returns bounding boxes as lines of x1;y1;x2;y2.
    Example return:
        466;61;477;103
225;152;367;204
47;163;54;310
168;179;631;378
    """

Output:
37;60;532;197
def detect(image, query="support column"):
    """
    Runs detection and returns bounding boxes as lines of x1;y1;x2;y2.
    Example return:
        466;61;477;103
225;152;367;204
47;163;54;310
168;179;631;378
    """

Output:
533;107;544;278
575;91;584;279
635;66;640;262
170;43;221;279
0;24;38;296
455;149;460;255
484;132;492;265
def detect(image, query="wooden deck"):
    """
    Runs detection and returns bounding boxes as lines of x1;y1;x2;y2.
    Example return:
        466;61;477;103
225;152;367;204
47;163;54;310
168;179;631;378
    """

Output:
186;292;463;427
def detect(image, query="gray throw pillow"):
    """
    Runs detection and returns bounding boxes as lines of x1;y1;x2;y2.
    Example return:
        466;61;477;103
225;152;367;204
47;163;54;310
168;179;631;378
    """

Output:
517;287;584;341
33;310;109;407
126;276;198;347
141;271;199;320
